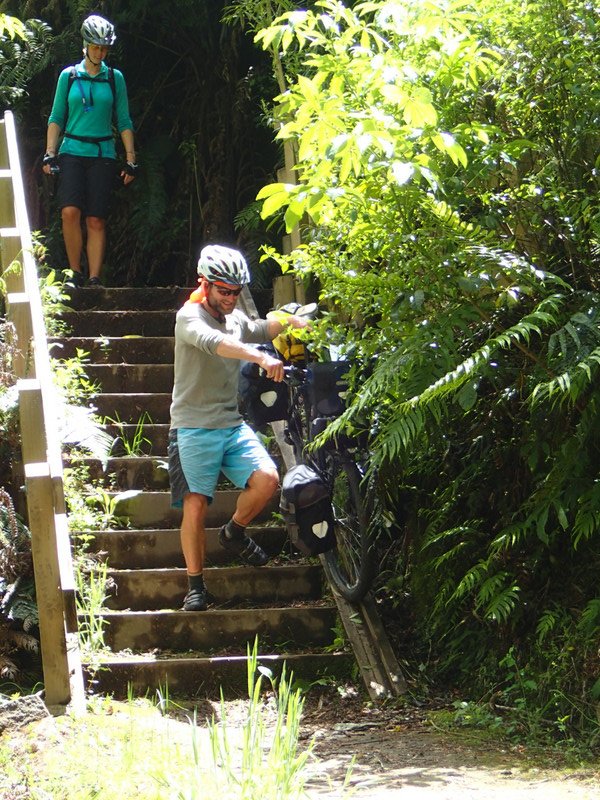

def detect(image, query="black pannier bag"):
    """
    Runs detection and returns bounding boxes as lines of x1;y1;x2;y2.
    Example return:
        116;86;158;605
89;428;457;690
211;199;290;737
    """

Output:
239;345;288;430
310;415;359;452
306;361;349;418
280;464;336;555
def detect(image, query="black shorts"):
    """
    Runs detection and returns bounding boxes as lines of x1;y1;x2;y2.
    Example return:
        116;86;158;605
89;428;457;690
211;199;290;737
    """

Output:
57;154;118;219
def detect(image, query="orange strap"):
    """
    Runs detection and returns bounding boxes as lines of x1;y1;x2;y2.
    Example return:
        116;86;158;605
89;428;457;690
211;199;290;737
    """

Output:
188;280;208;304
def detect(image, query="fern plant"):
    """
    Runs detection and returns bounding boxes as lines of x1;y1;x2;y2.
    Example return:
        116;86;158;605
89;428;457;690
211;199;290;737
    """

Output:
0;489;39;682
250;0;600;744
0;16;52;105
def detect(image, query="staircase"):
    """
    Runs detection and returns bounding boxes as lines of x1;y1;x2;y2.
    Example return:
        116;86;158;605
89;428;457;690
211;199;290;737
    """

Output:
52;286;352;698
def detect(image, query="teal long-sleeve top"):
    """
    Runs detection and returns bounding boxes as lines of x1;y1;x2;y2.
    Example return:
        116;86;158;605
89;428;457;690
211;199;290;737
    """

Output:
48;59;134;160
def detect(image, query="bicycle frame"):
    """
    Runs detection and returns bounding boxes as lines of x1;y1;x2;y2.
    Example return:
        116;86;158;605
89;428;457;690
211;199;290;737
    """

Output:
281;363;375;602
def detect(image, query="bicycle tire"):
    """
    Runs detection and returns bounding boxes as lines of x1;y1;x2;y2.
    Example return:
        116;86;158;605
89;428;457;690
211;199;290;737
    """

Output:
323;458;375;603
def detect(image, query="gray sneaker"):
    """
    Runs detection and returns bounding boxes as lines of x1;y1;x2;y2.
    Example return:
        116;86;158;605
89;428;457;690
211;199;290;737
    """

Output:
218;526;269;566
183;586;208;611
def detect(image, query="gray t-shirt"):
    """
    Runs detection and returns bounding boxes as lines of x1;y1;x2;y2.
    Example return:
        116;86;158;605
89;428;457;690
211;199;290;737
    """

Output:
169;301;271;430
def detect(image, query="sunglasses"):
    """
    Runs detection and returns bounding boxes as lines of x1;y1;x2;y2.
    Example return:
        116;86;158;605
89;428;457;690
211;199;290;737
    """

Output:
211;283;243;297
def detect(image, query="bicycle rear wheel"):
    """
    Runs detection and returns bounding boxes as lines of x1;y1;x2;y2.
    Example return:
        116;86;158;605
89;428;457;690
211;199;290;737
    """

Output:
323;458;375;603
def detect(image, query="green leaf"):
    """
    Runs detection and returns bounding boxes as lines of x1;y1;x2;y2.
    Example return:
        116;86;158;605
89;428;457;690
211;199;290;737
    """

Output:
456;382;477;411
404;96;438;127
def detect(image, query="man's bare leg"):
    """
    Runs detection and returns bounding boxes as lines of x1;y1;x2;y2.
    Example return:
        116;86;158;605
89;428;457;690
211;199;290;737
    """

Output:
181;492;209;610
219;467;279;566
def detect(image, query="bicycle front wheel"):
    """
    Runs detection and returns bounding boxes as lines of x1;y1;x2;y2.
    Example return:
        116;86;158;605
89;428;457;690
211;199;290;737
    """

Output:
323;458;375;603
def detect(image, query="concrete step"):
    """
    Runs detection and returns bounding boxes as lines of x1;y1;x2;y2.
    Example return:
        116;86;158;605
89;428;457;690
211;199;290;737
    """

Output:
84;651;353;699
68;456;170;490
60;285;357;698
60;310;176;338
85;364;173;394
104;564;324;611
92;394;171;424
49;336;174;364
85;424;168;456
97;605;339;653
95;490;279;530
85;526;288;569
64;286;189;311
70;453;282;491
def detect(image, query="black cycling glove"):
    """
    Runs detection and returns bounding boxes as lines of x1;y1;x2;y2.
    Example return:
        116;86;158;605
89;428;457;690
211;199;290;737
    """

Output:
43;153;59;174
123;161;138;177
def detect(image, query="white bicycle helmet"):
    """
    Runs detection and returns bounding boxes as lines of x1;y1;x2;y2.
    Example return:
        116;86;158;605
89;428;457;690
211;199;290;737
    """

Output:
81;15;116;46
197;245;250;286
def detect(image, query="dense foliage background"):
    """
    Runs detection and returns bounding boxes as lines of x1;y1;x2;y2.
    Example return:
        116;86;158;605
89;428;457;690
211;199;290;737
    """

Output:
0;0;283;293
2;0;600;747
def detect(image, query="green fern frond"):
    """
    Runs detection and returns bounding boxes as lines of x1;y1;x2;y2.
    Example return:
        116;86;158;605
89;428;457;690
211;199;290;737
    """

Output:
536;608;561;643
577;599;600;635
422;523;482;549
482;584;520;623
473;570;520;623
414;294;564;403
430;540;471;569
572;482;600;547
449;560;491;603
376;405;427;459
0;18;53;105
531;345;600;408
491;519;535;552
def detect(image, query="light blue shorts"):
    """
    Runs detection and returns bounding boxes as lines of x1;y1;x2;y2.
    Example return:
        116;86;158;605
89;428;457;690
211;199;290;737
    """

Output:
168;424;277;508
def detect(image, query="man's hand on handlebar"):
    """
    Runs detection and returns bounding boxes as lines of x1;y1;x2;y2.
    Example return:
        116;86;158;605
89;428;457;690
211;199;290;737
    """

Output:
258;352;284;382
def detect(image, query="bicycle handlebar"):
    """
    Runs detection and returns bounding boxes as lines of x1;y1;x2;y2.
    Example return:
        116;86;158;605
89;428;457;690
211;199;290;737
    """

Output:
283;364;307;386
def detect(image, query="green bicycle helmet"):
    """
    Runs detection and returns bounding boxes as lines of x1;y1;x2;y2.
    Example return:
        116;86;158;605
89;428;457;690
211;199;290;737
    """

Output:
197;245;250;286
81;15;116;46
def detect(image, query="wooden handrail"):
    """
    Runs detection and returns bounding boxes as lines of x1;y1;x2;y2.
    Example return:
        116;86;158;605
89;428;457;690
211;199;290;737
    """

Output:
0;110;84;710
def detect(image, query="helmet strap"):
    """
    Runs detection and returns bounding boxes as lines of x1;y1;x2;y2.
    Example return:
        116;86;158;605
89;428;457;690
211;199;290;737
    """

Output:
84;43;109;67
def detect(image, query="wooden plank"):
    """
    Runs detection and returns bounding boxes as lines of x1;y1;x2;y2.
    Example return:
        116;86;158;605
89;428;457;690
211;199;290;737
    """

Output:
18;382;74;706
2;110;84;710
4;293;33;378
0;232;24;294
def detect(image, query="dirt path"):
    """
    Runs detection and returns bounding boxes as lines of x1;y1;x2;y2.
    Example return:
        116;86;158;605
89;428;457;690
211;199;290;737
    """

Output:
299;694;599;799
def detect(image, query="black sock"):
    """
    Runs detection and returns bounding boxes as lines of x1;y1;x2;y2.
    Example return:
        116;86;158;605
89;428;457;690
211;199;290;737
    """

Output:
224;518;246;540
187;573;205;592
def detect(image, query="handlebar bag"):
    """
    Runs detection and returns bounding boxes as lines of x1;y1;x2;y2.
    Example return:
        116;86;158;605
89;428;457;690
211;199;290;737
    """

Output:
280;463;335;555
272;331;306;363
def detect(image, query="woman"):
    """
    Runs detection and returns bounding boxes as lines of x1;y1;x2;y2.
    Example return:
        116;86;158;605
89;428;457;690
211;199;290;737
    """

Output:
43;14;137;287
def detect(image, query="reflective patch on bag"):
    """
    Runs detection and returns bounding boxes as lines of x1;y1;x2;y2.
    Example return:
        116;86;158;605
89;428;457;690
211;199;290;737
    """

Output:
312;520;329;539
260;390;279;408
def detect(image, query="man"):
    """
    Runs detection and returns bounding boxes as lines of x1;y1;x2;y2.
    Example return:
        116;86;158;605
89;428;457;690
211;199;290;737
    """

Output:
43;14;137;287
168;244;310;611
